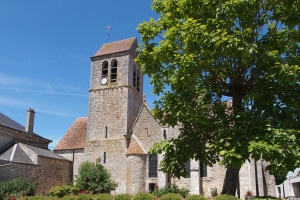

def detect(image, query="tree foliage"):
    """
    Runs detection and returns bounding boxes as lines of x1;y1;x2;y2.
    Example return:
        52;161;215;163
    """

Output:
137;0;300;194
75;158;117;194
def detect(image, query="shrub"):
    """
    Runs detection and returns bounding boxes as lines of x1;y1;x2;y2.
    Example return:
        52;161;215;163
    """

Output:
186;194;207;200
61;195;77;200
19;196;58;200
211;187;218;197
48;185;75;198
152;184;189;198
114;193;133;200
252;197;281;200
77;194;94;200
159;193;183;200
95;193;114;200
0;178;35;199
133;192;157;200
214;194;240;200
75;158;117;194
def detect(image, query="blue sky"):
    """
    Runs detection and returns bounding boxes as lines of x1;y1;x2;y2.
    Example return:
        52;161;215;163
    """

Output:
0;0;158;149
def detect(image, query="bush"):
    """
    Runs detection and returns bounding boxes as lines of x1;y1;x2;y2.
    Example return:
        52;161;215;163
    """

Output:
19;196;58;200
252;198;281;200
77;194;94;200
114;193;133;200
17;195;59;200
211;187;218;197
214;194;240;200
0;178;35;199
186;194;207;200
48;185;78;198
61;195;77;200
75;158;117;194
159;193;183;200
95;193;114;200
133;192;157;200
152;184;189;198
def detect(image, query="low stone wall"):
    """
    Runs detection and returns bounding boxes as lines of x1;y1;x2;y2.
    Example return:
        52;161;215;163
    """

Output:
0;156;72;194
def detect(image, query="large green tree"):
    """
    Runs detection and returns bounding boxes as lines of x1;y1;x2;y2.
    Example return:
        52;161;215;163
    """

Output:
137;0;300;195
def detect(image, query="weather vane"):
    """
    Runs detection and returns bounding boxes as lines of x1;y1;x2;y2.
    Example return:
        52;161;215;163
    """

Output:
106;25;111;42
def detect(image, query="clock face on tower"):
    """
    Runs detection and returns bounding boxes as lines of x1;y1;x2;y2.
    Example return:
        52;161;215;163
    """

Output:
101;77;108;85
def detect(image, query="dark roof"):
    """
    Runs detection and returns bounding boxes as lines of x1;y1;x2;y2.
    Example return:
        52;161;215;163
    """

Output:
0;142;70;165
21;143;68;160
0;112;51;143
0;142;67;165
0;113;25;132
93;37;137;57
54;117;87;150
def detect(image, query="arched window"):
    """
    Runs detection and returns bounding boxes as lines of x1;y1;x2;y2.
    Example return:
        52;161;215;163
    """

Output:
102;61;108;77
149;154;158;177
110;59;117;82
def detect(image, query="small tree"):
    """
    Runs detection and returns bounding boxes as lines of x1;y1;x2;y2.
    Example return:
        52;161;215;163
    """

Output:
75;158;117;194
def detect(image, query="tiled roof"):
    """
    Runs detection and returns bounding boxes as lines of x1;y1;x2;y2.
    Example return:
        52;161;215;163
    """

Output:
93;37;137;57
0;112;25;132
0;142;69;165
54;117;87;150
0;112;51;143
126;136;145;155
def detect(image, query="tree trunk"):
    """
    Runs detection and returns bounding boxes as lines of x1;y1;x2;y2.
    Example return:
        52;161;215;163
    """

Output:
221;167;240;195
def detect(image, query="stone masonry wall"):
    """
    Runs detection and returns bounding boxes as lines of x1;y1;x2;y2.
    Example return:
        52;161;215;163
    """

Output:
54;149;85;182
201;163;226;197
88;88;129;140
85;138;128;194
126;154;146;194
0;156;72;194
133;106;164;152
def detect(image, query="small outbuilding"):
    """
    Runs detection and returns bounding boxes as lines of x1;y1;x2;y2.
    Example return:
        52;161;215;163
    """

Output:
0;109;72;194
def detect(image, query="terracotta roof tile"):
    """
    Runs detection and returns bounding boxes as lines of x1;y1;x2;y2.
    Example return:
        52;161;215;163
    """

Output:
54;117;87;150
93;37;137;57
126;136;145;155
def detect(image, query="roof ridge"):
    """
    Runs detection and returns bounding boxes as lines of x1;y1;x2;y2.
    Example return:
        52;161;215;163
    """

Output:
103;37;137;45
19;143;37;164
92;37;137;57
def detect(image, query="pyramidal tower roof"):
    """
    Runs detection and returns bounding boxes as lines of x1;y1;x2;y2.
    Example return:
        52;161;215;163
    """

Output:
92;37;137;57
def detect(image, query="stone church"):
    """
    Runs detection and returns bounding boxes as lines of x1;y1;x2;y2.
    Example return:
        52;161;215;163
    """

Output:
54;37;276;197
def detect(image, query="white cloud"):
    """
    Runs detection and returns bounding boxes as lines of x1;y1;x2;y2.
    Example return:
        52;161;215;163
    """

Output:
0;97;29;107
0;73;86;97
0;73;52;90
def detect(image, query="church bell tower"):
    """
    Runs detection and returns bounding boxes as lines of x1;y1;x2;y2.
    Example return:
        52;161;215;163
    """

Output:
86;38;144;193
